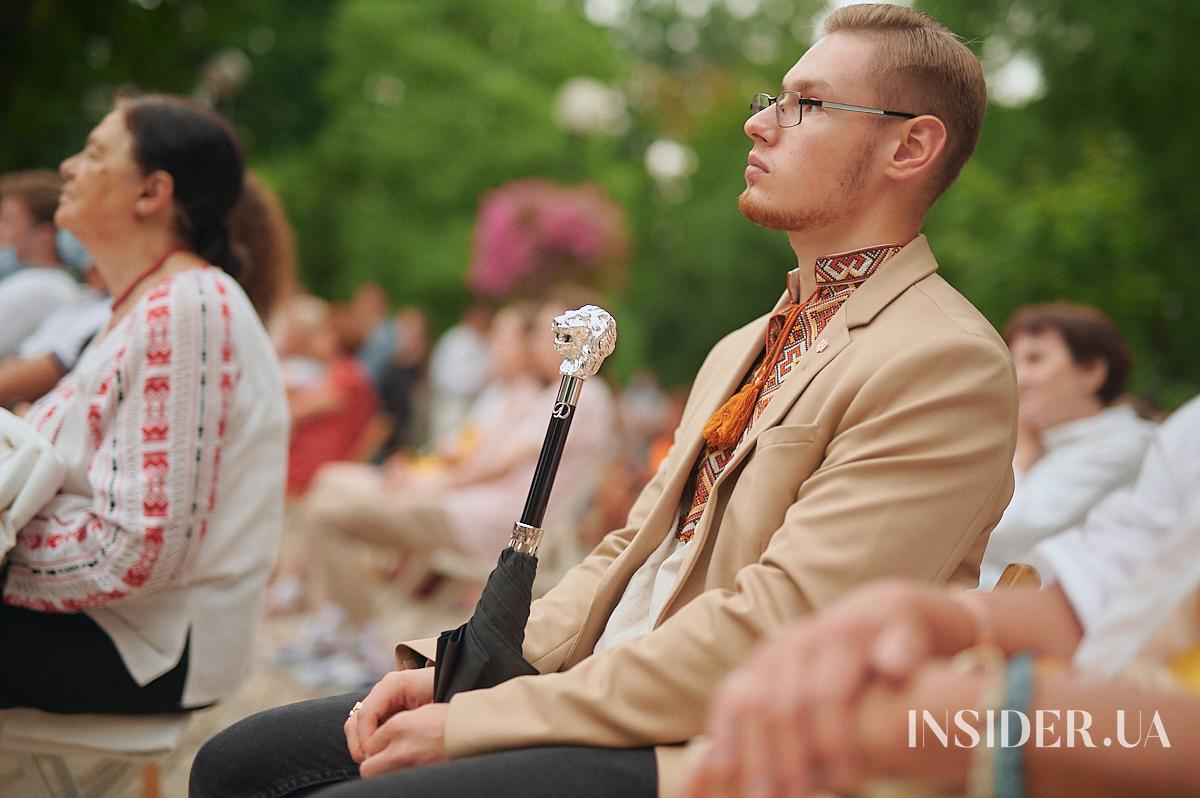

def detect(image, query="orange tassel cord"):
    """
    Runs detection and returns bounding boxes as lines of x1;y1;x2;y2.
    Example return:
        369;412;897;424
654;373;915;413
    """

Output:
702;302;804;449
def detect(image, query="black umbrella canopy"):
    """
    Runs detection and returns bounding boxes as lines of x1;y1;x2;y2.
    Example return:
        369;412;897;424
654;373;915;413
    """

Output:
433;549;539;701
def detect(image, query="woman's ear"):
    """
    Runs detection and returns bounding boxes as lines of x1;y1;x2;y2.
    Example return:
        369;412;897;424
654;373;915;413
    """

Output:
133;170;175;221
1081;358;1109;401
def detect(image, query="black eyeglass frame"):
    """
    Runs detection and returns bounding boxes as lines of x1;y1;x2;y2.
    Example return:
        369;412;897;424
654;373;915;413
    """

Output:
750;91;917;127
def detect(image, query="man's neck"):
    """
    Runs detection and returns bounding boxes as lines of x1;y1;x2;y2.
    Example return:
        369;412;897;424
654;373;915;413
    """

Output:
785;218;920;300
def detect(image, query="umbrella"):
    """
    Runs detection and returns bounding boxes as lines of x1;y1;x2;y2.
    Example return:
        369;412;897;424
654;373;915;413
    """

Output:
433;305;617;702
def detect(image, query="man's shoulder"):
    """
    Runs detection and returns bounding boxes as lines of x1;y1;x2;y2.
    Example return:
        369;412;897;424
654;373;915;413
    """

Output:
898;272;1006;348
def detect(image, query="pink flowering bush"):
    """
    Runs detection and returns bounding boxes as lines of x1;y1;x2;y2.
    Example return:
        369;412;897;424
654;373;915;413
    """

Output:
469;179;629;299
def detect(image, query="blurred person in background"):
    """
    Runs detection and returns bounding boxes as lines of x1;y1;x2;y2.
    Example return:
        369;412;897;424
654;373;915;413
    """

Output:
0;257;108;409
283;295;379;499
977;302;1154;589
272;292;330;393
373;305;432;457
351;282;400;389
0;94;290;715
0;170;81;357
271;296;614;688
426;302;492;444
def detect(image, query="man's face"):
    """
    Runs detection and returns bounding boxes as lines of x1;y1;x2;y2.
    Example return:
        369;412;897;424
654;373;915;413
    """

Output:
739;33;886;233
0;196;38;254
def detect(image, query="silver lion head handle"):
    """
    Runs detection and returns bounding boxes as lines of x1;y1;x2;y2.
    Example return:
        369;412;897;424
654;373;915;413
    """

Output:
508;305;616;556
551;305;617;380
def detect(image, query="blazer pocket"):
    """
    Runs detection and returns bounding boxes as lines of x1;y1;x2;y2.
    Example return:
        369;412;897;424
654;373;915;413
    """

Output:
756;422;820;449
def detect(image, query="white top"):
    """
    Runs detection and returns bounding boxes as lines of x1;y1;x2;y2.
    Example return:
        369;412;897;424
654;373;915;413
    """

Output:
1032;396;1200;641
17;288;111;370
978;404;1154;589
0;267;81;359
427;324;491;442
3;267;287;707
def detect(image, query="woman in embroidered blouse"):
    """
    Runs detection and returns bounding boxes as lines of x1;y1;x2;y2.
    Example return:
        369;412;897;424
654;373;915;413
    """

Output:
0;95;289;714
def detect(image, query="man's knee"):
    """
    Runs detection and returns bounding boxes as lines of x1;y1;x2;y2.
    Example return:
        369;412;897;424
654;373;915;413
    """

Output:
189;713;266;798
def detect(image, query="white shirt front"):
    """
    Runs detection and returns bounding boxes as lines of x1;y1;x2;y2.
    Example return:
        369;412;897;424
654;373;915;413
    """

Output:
593;518;689;654
978;404;1154;588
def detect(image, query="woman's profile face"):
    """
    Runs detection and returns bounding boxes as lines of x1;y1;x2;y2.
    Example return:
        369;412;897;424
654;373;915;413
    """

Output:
1010;328;1105;430
56;109;146;244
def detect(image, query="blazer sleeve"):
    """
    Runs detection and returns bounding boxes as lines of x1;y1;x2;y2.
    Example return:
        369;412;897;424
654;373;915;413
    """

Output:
441;330;1017;756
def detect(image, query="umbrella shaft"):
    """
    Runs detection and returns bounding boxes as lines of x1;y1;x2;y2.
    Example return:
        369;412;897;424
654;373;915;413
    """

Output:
520;376;581;528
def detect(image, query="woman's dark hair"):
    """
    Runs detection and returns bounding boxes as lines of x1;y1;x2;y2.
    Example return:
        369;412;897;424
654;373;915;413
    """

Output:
120;94;245;278
1003;302;1133;405
227;172;296;320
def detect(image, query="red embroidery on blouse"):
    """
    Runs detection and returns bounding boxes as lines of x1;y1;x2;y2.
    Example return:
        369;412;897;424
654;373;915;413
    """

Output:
143;451;169;518
143;375;170;443
122;526;164;587
146;304;172;367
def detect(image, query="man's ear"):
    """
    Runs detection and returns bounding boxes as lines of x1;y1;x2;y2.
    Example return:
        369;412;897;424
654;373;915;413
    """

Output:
883;115;947;186
133;170;175;220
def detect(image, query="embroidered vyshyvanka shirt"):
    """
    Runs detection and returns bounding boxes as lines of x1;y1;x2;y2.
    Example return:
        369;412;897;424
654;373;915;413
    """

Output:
2;267;288;707
594;244;900;653
674;244;902;542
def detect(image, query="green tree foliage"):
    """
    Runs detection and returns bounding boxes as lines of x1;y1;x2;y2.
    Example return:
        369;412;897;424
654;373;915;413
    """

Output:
0;0;334;173
922;0;1200;407
266;0;633;327
5;0;1195;404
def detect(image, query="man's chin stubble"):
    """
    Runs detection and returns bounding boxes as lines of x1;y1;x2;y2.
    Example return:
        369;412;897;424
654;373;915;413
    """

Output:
738;190;837;233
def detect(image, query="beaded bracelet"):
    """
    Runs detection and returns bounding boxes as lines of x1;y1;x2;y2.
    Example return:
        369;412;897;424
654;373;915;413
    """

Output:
995;653;1035;798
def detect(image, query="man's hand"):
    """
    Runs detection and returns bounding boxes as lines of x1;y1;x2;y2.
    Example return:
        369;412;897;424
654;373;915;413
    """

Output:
360;702;450;778
680;581;979;798
345;668;436;764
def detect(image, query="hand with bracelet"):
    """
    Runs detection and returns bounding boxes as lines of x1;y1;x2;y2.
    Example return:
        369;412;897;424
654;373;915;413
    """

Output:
681;581;1087;798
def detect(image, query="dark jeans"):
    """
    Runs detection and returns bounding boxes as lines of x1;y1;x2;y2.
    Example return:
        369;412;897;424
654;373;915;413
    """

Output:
0;600;189;714
190;692;658;798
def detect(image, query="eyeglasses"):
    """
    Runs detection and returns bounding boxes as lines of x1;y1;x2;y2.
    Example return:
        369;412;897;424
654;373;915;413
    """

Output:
750;91;916;128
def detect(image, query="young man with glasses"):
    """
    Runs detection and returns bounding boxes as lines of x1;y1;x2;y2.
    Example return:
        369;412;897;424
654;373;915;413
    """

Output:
193;6;1017;797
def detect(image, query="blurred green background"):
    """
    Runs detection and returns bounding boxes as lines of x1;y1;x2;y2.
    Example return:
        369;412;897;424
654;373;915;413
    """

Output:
2;0;1196;407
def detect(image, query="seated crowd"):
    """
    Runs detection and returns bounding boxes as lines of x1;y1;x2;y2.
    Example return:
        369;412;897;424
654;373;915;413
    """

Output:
0;5;1195;797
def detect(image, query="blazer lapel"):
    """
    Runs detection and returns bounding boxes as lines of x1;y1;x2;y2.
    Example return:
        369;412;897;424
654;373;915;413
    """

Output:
715;233;939;485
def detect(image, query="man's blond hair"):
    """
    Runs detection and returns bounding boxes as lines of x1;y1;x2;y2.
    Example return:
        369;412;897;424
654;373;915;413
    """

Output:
823;3;986;202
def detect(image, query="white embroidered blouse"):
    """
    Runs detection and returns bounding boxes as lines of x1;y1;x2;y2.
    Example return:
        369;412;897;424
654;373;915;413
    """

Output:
2;266;287;707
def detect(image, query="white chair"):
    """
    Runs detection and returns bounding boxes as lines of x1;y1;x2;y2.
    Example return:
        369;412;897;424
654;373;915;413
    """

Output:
0;708;188;798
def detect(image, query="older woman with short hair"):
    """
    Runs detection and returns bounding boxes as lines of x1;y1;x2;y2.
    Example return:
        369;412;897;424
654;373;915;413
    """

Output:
977;302;1153;589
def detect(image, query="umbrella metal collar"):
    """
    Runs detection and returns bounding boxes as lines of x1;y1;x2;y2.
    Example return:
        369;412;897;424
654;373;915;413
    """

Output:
507;522;544;556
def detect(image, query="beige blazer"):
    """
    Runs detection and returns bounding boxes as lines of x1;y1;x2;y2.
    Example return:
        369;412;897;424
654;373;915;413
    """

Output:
397;235;1018;795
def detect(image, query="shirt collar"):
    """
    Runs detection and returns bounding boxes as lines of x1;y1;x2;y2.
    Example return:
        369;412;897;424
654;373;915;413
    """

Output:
786;243;903;303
